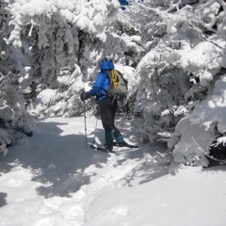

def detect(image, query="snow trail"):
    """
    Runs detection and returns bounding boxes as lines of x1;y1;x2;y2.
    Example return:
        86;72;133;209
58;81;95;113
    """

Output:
0;117;226;226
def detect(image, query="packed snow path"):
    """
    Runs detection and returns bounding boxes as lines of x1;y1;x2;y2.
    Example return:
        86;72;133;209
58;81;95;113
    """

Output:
0;117;226;226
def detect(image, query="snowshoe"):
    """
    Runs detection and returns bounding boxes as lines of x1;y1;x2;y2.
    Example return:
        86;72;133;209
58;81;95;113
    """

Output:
89;141;139;153
113;141;139;148
90;143;115;153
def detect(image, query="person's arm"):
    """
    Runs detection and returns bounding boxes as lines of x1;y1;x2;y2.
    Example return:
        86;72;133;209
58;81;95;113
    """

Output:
89;73;104;96
80;73;104;102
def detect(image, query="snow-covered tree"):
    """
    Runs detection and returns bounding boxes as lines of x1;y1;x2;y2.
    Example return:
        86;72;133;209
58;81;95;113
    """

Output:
2;0;226;170
3;0;143;117
131;0;226;168
0;2;34;156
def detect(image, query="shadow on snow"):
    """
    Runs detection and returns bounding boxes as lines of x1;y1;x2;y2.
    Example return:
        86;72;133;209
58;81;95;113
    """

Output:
2;116;223;200
0;192;7;208
0;119;110;198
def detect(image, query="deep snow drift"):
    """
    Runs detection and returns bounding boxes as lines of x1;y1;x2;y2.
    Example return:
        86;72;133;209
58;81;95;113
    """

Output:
0;116;226;226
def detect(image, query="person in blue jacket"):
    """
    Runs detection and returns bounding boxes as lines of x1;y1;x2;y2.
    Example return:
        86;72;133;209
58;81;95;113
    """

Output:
80;59;127;152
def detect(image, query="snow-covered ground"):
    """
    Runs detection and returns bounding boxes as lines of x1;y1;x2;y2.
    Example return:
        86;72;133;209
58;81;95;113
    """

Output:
0;116;226;226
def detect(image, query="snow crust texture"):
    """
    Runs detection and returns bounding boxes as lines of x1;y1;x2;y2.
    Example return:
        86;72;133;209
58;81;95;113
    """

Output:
1;117;226;226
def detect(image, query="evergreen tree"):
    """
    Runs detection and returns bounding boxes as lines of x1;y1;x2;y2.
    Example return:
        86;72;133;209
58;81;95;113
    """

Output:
130;0;226;167
0;2;34;156
3;0;142;117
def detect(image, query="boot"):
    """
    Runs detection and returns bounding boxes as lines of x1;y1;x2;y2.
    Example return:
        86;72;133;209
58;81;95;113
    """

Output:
115;135;128;147
105;131;114;152
104;143;113;152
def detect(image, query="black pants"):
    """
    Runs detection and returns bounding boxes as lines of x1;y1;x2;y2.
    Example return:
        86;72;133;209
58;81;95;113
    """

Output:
99;98;121;138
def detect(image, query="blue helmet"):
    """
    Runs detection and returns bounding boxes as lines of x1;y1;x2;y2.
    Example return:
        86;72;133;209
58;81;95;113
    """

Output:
100;60;114;71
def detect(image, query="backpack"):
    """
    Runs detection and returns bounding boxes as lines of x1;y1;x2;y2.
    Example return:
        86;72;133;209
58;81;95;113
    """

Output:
106;69;128;101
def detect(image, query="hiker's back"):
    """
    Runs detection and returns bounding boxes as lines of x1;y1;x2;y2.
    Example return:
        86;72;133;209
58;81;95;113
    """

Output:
107;69;128;101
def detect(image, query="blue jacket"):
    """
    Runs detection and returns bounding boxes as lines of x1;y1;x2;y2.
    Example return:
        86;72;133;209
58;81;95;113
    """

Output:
89;60;114;101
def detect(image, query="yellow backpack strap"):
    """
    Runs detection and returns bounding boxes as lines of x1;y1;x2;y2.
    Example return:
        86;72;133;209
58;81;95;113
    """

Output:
111;70;119;88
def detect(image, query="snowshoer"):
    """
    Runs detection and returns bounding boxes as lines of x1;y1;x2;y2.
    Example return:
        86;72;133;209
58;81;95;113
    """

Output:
80;59;128;152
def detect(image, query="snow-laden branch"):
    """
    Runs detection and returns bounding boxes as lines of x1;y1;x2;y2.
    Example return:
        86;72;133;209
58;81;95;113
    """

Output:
211;136;226;147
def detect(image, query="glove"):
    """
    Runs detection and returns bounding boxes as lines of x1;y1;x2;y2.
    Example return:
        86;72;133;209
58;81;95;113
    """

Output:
80;91;90;102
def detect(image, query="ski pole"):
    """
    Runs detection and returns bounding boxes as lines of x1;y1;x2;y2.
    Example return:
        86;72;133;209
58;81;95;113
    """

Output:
92;117;98;144
83;103;88;148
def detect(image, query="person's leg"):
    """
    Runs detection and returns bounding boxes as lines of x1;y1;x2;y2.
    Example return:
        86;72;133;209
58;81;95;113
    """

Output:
99;99;114;150
111;101;127;145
